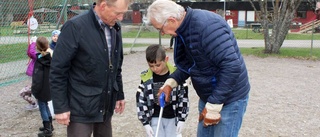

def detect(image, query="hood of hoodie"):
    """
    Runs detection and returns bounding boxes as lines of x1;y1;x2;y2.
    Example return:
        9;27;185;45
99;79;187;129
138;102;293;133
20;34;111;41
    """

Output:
37;53;51;67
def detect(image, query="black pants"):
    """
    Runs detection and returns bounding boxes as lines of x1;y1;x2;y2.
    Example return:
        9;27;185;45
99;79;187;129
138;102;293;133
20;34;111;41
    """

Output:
67;117;112;137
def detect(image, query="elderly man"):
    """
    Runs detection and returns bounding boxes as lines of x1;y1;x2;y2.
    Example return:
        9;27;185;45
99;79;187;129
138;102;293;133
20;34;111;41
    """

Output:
146;0;250;137
50;0;130;136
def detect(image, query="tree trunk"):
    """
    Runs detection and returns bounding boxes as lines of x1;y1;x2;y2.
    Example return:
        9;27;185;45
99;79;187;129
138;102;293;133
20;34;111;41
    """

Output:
250;0;302;54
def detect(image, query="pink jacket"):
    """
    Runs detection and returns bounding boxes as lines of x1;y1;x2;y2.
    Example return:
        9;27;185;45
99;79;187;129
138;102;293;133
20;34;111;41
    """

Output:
26;42;37;76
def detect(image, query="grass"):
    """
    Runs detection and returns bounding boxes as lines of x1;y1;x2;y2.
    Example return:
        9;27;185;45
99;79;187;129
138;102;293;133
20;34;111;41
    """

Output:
123;43;149;48
0;43;28;63
240;47;320;60
3;25;320;40
0;43;149;64
1;28;320;63
0;26;53;37
232;28;320;40
122;29;320;40
122;30;172;38
123;29;320;40
1;42;319;64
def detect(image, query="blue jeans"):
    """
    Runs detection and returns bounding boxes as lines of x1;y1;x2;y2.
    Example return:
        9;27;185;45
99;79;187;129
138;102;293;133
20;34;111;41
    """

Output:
38;100;52;121
197;95;249;137
151;117;177;137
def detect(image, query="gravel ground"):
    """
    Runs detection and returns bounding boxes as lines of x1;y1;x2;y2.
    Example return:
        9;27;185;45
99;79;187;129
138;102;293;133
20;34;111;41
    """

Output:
0;50;319;137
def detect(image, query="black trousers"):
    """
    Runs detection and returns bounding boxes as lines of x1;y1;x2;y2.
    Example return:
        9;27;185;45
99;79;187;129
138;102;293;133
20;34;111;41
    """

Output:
67;117;112;137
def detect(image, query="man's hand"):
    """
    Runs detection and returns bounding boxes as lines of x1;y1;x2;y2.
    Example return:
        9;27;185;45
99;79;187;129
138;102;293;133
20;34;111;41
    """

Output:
144;124;154;137
198;103;223;127
176;121;185;134
114;100;125;114
157;78;177;102
55;111;71;126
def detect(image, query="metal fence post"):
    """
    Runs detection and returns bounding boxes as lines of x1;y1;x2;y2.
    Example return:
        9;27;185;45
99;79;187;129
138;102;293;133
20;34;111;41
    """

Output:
310;20;314;56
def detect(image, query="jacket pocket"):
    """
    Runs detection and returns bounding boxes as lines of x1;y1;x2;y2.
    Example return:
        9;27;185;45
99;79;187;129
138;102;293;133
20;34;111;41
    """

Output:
113;82;119;92
82;57;104;86
70;84;103;117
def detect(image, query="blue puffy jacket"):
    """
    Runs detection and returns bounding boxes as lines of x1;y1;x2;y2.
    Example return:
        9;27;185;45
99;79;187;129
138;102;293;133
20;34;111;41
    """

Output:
170;8;250;105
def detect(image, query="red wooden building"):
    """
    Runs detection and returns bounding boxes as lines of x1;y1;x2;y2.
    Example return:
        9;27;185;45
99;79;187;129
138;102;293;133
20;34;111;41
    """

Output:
131;1;320;33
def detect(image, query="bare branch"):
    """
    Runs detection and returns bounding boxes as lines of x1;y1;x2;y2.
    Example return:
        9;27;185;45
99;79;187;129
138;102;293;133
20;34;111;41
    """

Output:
248;0;258;12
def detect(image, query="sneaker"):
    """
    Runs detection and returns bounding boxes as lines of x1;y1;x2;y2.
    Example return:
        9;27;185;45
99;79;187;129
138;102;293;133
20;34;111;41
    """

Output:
25;104;38;110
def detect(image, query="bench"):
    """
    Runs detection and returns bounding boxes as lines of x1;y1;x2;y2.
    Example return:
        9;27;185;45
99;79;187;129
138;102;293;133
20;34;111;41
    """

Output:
250;23;262;33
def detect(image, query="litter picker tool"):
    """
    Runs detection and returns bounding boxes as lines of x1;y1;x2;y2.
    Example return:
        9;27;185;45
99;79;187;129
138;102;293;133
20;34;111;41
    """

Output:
155;92;165;137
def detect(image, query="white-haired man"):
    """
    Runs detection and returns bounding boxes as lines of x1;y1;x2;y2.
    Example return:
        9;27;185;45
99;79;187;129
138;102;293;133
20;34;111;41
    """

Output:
147;0;250;137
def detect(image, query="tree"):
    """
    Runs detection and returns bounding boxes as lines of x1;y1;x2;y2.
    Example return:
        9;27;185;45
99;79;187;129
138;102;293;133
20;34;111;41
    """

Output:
249;0;302;54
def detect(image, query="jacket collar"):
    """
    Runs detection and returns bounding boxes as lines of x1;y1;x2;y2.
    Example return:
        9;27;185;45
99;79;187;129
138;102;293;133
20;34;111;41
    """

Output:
90;2;121;32
140;62;176;82
176;7;193;34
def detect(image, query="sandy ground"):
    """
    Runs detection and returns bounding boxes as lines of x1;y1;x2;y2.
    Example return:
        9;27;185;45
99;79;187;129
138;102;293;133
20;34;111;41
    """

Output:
0;50;319;137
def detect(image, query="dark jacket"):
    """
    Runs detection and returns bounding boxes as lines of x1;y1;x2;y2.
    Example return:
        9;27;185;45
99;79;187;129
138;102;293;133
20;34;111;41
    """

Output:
50;4;124;123
32;53;52;102
49;41;56;50
171;8;250;105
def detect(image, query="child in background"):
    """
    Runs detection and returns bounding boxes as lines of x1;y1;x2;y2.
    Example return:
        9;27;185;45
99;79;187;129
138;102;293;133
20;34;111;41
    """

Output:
31;36;53;137
136;44;189;137
19;36;38;110
49;30;60;50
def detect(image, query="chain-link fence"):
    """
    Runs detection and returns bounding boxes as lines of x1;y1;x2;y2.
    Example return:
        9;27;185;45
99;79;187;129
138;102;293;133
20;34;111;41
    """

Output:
0;0;150;88
0;0;95;87
1;0;320;89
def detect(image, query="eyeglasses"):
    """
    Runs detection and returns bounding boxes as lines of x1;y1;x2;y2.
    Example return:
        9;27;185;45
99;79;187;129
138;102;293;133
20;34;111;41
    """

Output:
158;19;167;33
113;11;126;16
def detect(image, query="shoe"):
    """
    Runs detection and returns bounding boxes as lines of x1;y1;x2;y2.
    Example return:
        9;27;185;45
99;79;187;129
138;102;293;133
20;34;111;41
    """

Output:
38;121;53;137
39;117;54;131
25;104;38;110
